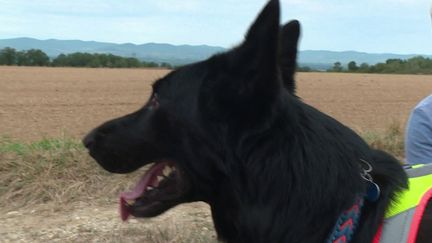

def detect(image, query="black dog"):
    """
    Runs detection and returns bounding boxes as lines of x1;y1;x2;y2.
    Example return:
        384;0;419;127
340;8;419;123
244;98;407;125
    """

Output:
83;1;431;242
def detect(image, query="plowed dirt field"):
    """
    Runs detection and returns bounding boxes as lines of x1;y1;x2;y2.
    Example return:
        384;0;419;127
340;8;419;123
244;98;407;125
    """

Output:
1;66;431;141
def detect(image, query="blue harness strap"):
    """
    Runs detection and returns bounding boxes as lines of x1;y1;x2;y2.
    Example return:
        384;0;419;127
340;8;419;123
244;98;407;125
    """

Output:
327;159;379;243
326;197;364;243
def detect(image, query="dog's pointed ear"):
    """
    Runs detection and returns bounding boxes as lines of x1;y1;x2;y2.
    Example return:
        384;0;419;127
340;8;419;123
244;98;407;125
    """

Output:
201;1;282;124
240;0;280;76
221;0;280;98
245;0;280;47
280;20;300;95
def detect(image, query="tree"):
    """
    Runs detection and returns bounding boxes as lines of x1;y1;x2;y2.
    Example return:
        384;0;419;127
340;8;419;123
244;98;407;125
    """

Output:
52;54;68;66
386;59;403;65
25;49;50;66
160;62;173;69
51;52;148;68
88;58;102;68
331;62;343;72
359;63;369;72
0;47;17;65
16;51;29;66
347;61;358;72
142;61;159;68
126;58;141;67
297;66;312;72
344;56;432;74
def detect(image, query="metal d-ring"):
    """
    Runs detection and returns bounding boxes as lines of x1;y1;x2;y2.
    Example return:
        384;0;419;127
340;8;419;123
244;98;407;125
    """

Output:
359;159;373;182
359;159;381;202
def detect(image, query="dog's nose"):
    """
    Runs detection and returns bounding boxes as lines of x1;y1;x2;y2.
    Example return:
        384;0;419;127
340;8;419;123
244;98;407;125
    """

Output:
82;130;96;149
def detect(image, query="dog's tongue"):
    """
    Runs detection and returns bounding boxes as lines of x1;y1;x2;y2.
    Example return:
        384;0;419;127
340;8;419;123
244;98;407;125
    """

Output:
119;162;168;221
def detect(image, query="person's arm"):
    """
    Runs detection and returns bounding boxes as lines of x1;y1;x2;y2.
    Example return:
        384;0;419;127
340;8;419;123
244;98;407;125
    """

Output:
405;108;432;164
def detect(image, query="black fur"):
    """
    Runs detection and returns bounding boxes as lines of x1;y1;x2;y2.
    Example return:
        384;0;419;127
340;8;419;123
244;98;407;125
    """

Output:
83;1;417;242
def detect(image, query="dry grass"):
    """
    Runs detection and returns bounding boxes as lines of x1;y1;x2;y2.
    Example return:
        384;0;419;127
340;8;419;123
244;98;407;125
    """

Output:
360;120;405;160
0;124;405;211
0;137;138;209
0;127;404;242
0;137;217;242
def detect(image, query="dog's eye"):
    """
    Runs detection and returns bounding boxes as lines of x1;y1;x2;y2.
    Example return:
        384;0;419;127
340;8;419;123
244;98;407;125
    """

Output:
149;93;159;109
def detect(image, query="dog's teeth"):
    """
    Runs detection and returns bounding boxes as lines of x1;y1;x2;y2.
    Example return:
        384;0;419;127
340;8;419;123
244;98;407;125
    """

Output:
157;176;164;182
163;166;172;176
146;186;154;191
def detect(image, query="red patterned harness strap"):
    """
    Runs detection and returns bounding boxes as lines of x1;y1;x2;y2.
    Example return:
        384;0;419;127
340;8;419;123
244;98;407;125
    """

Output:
372;223;383;243
407;188;432;243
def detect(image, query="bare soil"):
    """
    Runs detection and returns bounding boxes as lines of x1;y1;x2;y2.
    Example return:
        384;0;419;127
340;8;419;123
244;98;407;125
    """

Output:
0;66;169;141
1;67;431;141
296;72;432;132
1;202;217;243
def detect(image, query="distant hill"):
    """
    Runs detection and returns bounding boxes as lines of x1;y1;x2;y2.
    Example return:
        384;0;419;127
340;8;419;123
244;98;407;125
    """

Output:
0;37;225;65
298;50;432;70
1;37;431;68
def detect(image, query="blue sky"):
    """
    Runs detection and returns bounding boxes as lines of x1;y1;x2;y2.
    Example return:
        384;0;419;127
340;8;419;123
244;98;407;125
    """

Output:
0;0;431;54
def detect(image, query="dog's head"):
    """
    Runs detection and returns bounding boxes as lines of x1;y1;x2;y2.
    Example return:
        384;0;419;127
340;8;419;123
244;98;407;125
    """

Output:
83;0;300;221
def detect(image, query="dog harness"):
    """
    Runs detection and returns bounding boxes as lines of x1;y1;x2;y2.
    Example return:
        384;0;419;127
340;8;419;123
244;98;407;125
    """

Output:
373;163;432;243
327;159;380;243
328;163;432;243
327;197;364;243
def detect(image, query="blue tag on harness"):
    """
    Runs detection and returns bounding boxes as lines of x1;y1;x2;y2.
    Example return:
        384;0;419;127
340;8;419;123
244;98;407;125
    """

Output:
360;159;381;202
366;181;381;202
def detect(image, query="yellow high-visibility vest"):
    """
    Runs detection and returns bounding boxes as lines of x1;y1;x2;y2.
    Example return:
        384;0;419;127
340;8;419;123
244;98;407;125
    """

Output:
376;164;432;243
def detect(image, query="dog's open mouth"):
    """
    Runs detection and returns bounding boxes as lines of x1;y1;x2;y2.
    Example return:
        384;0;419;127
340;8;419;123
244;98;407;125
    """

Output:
119;161;189;221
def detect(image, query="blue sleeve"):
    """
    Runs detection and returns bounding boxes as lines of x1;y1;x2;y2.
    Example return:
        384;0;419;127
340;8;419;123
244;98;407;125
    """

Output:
405;108;432;164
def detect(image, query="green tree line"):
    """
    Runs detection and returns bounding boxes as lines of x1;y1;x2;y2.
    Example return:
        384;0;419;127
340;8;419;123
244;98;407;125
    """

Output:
328;56;432;74
0;47;173;68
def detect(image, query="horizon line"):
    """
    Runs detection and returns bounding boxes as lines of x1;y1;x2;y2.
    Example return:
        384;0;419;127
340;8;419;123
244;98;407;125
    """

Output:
1;36;432;56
